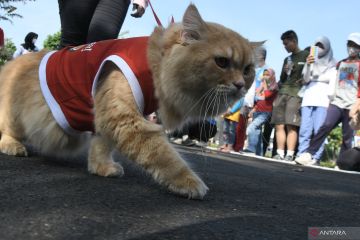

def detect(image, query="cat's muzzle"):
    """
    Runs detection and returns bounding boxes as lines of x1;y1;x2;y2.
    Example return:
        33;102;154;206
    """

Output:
232;80;245;90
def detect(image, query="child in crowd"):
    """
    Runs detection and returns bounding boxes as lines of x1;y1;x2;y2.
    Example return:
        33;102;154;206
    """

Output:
220;98;244;152
243;68;278;156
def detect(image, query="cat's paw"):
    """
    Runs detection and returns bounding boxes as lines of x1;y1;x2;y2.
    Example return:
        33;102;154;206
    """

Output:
0;142;28;157
88;162;124;177
167;171;209;199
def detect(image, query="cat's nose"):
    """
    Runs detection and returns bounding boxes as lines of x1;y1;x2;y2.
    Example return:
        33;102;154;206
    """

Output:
232;80;245;90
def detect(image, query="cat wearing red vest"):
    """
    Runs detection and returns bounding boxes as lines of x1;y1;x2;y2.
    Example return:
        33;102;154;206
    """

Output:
0;4;260;199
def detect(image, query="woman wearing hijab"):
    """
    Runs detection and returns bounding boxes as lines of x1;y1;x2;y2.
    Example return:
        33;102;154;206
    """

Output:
243;68;278;156
296;36;337;165
13;32;39;58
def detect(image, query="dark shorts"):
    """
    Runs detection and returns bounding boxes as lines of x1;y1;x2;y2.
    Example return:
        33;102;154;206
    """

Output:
270;94;302;126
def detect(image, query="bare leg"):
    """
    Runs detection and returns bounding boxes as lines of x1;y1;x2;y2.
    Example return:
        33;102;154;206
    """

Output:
286;125;298;151
275;124;286;150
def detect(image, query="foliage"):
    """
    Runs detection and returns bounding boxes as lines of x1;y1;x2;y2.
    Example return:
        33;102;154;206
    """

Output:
0;38;16;65
43;31;61;50
322;126;342;162
118;31;129;39
320;161;336;168
0;0;35;23
42;30;130;50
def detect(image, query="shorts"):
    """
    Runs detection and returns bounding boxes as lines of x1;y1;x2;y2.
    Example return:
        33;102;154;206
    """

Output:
270;94;302;126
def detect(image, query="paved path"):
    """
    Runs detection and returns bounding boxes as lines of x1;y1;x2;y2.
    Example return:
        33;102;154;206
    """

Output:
0;146;359;240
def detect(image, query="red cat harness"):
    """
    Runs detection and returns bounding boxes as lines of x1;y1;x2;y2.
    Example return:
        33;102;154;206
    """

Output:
39;37;158;135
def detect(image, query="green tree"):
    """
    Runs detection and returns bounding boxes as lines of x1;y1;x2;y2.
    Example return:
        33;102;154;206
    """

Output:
0;38;16;66
322;126;342;162
0;0;35;23
43;30;130;50
43;31;61;50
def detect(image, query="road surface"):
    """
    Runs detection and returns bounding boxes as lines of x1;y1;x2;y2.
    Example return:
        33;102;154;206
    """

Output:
0;145;359;240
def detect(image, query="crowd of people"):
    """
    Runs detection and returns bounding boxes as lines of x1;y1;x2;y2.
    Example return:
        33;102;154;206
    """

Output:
213;30;360;172
7;2;360;172
170;30;360;172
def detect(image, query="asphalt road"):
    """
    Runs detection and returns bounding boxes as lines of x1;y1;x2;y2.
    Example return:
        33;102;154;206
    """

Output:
0;145;359;240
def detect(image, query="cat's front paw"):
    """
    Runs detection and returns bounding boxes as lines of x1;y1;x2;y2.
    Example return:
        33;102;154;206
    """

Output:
167;171;209;199
88;162;124;177
0;142;28;157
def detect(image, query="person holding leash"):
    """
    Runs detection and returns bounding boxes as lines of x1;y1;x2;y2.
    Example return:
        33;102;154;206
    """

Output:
58;0;148;48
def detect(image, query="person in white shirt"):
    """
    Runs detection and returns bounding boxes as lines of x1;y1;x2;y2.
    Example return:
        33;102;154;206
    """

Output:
296;36;337;164
296;33;360;165
13;32;39;58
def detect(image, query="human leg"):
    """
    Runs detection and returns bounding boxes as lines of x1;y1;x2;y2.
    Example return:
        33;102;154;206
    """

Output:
311;107;328;160
298;106;313;154
233;114;247;151
228;121;237;151
307;105;341;155
274;124;286;158
283;96;302;160
270;94;287;159
58;0;100;48
340;109;355;155
296;105;341;165
262;119;273;155
87;0;131;43
246;112;270;155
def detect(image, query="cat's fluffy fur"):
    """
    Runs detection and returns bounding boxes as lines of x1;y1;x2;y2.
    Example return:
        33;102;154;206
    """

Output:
0;5;259;199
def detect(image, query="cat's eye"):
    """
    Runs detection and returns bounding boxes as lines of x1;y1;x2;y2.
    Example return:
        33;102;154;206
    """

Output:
243;64;253;76
215;57;230;69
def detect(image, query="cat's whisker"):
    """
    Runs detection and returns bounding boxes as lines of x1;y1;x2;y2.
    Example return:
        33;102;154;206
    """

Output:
199;88;216;121
198;89;219;165
204;91;216;116
203;89;219;122
182;88;215;121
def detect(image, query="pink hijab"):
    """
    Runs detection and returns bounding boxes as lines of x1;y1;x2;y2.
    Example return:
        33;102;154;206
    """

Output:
256;68;278;97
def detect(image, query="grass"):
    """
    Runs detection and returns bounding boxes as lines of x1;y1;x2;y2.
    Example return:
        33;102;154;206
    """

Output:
320;160;337;168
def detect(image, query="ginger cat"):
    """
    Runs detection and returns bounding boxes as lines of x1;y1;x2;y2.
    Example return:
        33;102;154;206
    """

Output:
0;4;259;199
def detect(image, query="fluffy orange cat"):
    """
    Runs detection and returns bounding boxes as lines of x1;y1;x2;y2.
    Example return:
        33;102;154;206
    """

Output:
0;4;259;199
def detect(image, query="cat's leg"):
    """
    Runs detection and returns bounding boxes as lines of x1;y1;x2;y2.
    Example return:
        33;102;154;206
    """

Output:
94;65;208;199
104;118;208;199
88;135;124;177
0;133;28;157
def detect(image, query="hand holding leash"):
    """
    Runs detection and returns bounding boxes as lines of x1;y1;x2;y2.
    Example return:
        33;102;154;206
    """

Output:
131;3;145;18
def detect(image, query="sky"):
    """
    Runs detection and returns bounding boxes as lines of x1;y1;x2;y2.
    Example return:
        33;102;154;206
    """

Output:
1;0;359;75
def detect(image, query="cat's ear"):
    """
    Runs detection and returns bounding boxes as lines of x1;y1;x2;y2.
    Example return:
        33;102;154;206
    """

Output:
180;4;207;45
250;41;266;49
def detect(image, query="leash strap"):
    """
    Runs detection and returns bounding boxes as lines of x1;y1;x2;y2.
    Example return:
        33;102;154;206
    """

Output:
148;0;163;27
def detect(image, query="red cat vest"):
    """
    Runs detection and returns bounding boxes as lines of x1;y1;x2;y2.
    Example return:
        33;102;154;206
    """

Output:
39;37;158;135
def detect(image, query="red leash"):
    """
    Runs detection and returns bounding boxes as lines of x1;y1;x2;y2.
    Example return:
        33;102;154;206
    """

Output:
147;0;174;27
148;0;163;27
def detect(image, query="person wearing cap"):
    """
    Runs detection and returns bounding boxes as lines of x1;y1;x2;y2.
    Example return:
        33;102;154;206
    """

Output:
349;33;360;126
296;32;360;166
